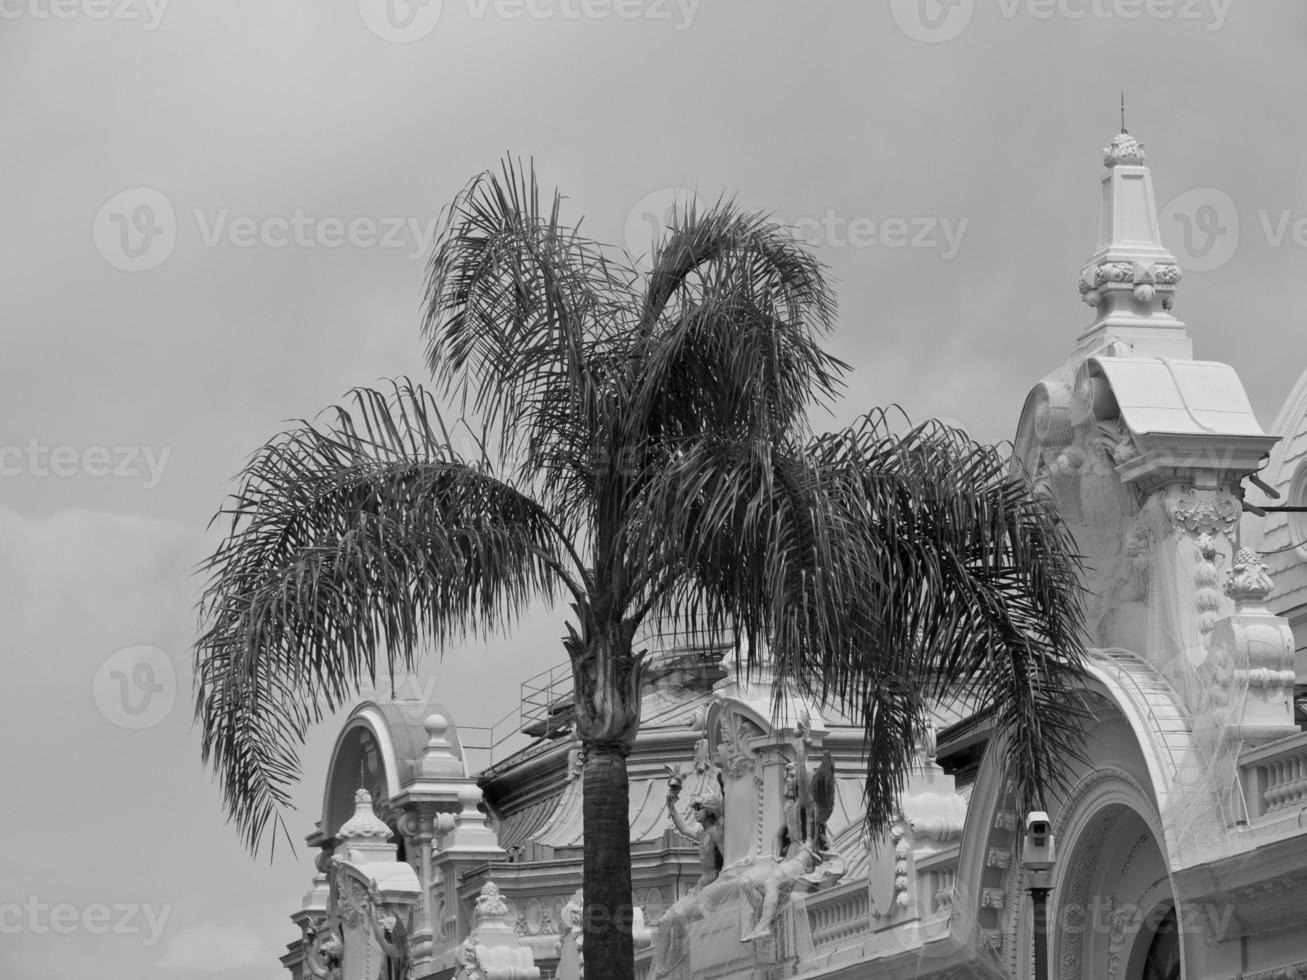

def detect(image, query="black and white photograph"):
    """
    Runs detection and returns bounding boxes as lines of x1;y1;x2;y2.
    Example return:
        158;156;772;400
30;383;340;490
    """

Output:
4;2;1307;978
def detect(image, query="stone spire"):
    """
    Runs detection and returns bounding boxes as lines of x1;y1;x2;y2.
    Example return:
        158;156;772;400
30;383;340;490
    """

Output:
1076;127;1192;359
338;788;393;840
335;788;399;864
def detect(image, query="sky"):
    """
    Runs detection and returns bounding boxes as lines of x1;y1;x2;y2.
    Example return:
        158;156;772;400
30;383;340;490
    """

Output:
3;1;1307;977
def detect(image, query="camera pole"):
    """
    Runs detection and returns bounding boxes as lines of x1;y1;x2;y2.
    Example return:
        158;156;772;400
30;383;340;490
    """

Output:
1028;868;1051;980
1022;811;1056;980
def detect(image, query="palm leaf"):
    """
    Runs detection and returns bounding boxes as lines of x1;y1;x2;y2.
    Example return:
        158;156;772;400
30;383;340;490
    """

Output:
195;382;578;850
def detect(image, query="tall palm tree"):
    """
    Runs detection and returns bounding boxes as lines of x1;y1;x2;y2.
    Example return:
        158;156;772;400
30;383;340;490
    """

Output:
195;159;1087;979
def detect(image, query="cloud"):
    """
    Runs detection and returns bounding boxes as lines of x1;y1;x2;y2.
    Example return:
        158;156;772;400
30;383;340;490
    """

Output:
157;922;278;973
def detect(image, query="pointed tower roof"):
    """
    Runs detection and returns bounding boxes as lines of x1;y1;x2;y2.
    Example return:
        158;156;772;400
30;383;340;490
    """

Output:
1076;128;1192;359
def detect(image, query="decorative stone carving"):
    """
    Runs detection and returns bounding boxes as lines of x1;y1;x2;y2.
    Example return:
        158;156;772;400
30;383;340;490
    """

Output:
691;735;713;774
1227;547;1275;603
1207;546;1298;740
1241;963;1307;980
1077;260;1181;308
475;881;509;920
454;881;540;980
305;927;343;980
566;743;586;782
1194;532;1224;637
555;890;584;980
1103;131;1146;168
715;713;760;778
985;847;1012;870
1167;487;1241;537
338;788;393;841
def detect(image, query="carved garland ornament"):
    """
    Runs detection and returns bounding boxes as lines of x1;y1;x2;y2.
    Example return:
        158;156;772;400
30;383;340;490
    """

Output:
1078;261;1181;307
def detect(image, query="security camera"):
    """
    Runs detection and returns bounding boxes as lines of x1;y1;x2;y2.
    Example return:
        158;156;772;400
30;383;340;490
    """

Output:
1026;811;1051;841
1022;811;1056;871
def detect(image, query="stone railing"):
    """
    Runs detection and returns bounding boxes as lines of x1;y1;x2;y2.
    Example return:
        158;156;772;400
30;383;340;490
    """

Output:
804;880;873;949
1240;731;1307;821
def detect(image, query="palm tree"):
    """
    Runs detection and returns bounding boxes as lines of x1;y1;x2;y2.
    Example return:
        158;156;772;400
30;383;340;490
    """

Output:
194;159;1087;979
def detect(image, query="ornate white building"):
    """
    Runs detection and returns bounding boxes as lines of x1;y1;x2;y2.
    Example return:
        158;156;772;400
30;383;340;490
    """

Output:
281;133;1307;980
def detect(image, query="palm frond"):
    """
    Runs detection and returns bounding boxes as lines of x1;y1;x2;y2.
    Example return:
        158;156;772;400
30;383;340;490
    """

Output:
195;382;576;850
422;157;635;521
630;201;844;444
800;412;1089;831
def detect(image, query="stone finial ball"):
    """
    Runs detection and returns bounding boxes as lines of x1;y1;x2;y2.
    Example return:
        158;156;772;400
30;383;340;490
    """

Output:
424;713;448;738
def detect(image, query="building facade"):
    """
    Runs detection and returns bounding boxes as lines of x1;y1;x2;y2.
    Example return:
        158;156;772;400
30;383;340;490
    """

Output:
281;133;1307;980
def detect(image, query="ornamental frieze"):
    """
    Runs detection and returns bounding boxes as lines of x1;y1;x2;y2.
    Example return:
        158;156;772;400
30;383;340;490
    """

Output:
1166;487;1241;537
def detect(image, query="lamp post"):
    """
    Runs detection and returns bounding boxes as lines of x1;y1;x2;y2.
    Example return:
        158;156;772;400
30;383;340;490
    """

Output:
1022;811;1056;980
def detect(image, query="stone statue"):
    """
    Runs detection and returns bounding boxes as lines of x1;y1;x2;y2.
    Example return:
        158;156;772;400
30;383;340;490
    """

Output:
666;790;725;890
556;889;583;980
655;774;729;978
742;717;844;944
778;716;836;858
740;842;819;942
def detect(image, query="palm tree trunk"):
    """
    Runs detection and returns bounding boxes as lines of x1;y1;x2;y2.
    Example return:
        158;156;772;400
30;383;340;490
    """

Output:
582;743;635;979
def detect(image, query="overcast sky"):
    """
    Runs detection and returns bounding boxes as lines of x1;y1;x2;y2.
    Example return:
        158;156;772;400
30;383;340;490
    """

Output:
4;2;1307;977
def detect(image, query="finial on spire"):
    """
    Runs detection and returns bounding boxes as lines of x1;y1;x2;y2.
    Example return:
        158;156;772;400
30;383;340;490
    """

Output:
1120;92;1127;133
1103;130;1146;169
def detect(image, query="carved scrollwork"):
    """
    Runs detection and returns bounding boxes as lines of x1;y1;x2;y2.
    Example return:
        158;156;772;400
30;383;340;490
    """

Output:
715;712;761;778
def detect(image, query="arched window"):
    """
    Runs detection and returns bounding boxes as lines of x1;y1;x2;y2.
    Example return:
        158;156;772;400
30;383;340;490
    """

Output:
1139;907;1180;980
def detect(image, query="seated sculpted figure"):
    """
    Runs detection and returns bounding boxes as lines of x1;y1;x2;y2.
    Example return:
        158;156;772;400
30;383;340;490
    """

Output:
744;717;843;943
740;841;819;942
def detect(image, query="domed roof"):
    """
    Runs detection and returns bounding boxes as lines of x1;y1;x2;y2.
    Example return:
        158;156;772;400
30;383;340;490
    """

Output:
320;699;467;837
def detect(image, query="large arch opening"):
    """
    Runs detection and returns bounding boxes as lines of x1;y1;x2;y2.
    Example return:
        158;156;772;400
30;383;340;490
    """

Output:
1051;789;1176;980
